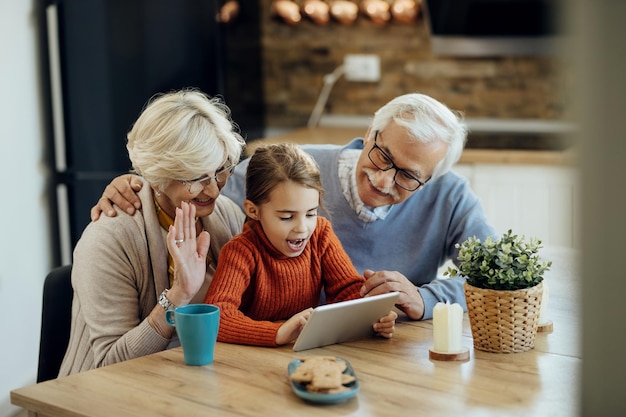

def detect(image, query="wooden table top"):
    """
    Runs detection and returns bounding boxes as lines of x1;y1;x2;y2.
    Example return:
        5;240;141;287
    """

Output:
245;127;577;166
11;247;580;417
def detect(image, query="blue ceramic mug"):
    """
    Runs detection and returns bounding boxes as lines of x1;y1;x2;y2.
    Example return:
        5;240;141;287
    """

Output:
166;304;220;366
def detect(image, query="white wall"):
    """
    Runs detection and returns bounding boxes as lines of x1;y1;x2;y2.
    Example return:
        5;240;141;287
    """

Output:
0;1;54;416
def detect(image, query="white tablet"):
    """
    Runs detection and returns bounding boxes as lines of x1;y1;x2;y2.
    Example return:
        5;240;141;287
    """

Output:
292;292;400;352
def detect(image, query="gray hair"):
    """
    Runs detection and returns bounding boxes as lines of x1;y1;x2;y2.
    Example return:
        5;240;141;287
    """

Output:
126;89;245;190
369;93;467;180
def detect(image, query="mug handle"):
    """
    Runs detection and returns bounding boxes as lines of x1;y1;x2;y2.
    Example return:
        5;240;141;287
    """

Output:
165;310;176;327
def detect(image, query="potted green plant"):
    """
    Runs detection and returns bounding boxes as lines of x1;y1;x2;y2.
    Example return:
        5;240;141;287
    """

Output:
445;229;552;353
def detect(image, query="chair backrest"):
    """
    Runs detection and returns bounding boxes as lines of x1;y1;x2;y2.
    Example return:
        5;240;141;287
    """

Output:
37;264;73;383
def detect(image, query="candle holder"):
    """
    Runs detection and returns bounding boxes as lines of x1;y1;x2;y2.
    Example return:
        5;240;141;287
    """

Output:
537;320;554;333
429;302;470;362
429;347;470;362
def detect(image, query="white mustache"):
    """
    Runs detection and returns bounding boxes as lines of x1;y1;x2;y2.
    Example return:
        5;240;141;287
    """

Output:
363;167;401;201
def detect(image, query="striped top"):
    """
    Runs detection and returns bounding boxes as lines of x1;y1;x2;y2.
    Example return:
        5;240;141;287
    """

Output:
204;217;364;346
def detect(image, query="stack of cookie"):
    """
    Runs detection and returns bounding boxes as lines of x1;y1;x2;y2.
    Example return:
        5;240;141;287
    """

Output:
289;356;355;394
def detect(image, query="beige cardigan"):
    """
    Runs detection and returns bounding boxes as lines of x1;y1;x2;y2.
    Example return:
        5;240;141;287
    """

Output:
58;184;244;376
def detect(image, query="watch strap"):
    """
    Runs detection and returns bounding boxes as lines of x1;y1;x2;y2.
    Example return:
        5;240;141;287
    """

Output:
158;289;176;311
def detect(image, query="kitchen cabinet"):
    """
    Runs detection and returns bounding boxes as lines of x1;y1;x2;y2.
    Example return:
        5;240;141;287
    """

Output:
454;163;580;248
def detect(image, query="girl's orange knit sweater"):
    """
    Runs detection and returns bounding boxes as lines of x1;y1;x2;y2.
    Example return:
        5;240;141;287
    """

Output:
204;217;365;347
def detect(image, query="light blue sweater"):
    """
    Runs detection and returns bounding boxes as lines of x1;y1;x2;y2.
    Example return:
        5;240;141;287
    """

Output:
223;138;496;319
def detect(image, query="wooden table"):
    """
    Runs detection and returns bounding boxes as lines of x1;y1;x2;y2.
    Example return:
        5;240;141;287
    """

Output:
11;247;580;417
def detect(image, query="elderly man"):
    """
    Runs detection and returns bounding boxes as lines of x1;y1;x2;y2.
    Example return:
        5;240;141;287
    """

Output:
92;93;496;320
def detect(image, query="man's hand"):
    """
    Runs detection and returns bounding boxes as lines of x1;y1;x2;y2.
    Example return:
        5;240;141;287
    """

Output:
90;174;144;221
360;269;425;320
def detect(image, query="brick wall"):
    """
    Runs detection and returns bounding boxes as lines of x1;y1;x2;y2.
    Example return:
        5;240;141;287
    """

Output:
257;0;569;128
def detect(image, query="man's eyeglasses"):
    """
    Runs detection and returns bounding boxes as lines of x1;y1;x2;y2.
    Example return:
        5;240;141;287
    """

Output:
179;164;235;194
367;130;430;191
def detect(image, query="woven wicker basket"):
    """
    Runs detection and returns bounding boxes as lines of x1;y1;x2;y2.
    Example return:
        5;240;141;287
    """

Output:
464;281;544;353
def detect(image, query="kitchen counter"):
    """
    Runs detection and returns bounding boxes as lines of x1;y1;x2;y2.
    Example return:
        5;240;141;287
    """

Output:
247;127;577;166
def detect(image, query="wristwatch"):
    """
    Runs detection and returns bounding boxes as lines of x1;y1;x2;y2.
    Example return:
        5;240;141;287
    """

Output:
158;289;176;311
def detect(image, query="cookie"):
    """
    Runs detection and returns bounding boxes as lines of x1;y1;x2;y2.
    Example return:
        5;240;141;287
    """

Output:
289;356;354;394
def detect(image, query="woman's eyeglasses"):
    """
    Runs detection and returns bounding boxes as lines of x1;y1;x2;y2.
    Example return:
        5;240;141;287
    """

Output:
179;165;235;194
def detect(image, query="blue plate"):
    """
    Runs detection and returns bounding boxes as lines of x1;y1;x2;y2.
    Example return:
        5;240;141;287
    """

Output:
288;357;359;404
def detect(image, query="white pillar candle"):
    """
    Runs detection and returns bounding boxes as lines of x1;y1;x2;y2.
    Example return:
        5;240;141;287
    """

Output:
433;301;463;353
538;280;550;325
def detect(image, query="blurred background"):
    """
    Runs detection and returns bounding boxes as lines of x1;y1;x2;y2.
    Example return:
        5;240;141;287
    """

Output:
2;0;624;416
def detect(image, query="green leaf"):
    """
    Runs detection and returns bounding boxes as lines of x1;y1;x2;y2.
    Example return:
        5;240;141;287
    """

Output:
449;230;552;290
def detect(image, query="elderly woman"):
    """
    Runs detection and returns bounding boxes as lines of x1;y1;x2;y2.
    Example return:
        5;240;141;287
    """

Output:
59;89;245;376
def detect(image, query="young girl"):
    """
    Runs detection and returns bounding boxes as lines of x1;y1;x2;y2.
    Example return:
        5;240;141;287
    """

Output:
204;143;397;346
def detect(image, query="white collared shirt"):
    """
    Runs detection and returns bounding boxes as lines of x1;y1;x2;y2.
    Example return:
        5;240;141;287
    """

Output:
338;149;392;223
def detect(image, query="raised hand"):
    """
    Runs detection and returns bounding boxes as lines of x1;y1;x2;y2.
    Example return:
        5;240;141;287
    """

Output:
166;201;211;304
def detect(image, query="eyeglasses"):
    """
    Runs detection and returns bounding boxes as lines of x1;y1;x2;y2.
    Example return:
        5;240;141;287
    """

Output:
179;164;235;194
367;130;430;191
